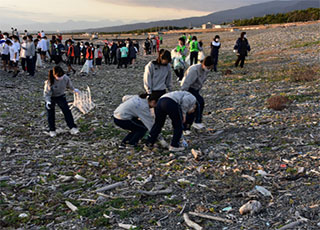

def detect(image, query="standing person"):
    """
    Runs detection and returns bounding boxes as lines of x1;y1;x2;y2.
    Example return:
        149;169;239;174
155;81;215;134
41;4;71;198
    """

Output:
128;41;137;68
143;38;151;55
143;49;172;100
173;37;187;81
156;36;160;53
95;45;103;70
234;32;251;68
7;39;19;77
25;35;35;76
110;41;118;65
160;36;163;45
146;91;196;151
49;39;57;64
33;39;39;73
38;36;48;62
189;36;202;66
118;42;128;68
1;33;10;72
181;56;214;130
113;93;158;147
44;66;80;137
82;42;95;75
210;35;221;72
152;37;157;53
102;43;110;65
66;40;76;74
74;42;81;65
20;36;27;74
80;41;85;65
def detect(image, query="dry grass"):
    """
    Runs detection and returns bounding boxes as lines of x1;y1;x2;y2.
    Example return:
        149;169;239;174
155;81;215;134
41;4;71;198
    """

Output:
290;65;320;82
267;95;292;111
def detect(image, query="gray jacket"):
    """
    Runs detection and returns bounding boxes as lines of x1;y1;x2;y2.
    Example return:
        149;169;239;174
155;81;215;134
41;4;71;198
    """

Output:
181;64;208;91
143;61;172;94
43;75;75;103
25;42;35;57
113;95;154;131
161;91;196;115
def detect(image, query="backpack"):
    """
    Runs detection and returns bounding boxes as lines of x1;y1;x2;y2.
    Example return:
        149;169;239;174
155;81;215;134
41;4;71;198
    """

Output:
98;50;103;58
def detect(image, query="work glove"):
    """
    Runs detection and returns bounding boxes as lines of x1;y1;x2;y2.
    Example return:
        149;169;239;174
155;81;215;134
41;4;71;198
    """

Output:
45;101;51;110
74;89;80;94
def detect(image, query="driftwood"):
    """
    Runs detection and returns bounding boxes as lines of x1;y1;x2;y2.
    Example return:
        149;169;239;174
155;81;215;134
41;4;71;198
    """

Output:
118;223;137;229
189;211;233;224
183;213;203;230
65;201;78;212
95;181;126;193
278;219;307;230
137;188;173;196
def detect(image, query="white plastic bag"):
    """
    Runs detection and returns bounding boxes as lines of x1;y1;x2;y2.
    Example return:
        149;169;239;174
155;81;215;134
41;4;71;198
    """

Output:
173;54;185;70
198;51;205;63
80;60;90;74
36;53;42;67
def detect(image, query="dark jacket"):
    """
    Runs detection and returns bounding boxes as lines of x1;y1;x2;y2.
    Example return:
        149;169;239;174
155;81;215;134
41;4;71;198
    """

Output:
210;41;221;57
234;38;250;56
74;45;80;57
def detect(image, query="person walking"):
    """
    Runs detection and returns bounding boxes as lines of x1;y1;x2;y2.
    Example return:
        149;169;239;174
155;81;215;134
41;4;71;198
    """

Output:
189;36;202;66
234;32;251;68
210;35;221;72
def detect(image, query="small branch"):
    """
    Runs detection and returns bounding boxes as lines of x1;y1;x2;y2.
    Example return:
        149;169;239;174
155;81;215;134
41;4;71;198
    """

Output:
137;188;172;196
95;181;125;193
189;212;233;224
183;213;203;230
278;220;307;230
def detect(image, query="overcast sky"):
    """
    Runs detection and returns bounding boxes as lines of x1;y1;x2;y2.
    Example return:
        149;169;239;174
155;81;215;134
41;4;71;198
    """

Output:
0;0;283;26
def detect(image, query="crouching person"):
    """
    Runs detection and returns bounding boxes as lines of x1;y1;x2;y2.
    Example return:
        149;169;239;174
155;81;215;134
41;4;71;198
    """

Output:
113;93;158;147
44;66;80;137
147;91;196;152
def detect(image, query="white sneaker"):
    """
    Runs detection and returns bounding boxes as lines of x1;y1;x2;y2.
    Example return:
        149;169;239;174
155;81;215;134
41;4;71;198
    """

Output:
169;146;185;152
49;131;57;137
192;123;205;130
70;128;79;135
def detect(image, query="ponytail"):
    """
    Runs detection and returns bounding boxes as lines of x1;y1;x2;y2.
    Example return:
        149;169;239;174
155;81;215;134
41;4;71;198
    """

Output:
139;92;159;103
48;70;54;86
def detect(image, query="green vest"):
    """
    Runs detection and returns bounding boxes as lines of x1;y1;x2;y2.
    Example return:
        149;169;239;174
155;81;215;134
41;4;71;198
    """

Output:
176;45;186;60
190;41;199;52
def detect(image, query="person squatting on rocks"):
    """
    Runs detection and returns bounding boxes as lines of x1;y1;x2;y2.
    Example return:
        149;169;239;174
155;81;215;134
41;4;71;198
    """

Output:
173;37;187;81
146;91;197;152
143;49;172;101
113;93;158;147
181;56;214;130
234;32;251;68
44;66;80;137
210;35;221;72
189;36;203;66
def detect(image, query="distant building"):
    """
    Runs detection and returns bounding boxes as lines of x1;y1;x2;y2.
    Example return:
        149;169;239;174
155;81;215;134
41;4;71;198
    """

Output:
202;22;212;29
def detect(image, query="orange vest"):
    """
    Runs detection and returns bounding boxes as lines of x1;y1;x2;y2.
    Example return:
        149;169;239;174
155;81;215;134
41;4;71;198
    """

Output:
86;47;93;60
68;45;75;57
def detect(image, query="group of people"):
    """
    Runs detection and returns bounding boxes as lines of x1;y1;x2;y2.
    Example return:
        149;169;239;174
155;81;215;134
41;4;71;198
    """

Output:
143;36;162;55
0;30;142;78
0;28;251;152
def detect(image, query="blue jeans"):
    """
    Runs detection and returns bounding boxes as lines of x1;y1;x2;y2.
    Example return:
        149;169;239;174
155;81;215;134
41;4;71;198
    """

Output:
46;95;76;131
148;98;183;147
114;117;147;146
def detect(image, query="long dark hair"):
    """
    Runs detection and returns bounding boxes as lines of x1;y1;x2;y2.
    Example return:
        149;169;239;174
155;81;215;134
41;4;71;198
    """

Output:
139;93;159;102
53;66;65;77
48;70;54;86
155;49;171;65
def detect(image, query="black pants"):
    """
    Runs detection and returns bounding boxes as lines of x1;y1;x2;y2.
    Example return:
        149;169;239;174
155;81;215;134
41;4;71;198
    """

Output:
26;56;34;76
74;56;80;65
187;88;204;124
235;55;246;68
148;98;183;147
190;51;198;66
104;55;110;65
111;53;117;64
174;69;184;81
212;54;219;72
46;95;76;131
118;57;127;68
114;117;147;146
21;58;26;72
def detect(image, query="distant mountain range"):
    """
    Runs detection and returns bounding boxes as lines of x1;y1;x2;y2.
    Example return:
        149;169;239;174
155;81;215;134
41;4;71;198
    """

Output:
80;0;319;33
